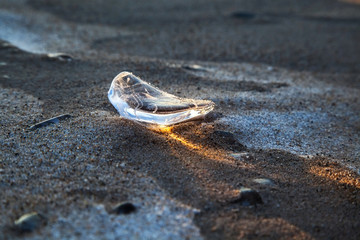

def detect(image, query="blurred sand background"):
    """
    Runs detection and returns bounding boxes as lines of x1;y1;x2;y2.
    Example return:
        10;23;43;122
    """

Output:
0;0;360;239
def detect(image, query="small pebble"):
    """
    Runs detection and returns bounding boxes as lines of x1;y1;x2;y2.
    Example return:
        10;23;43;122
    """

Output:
230;152;250;160
14;212;45;232
46;53;73;62
252;178;274;186
182;64;208;72
29;114;72;130
231;12;256;20
0;42;16;49
111;202;137;215
231;188;263;206
0;62;7;66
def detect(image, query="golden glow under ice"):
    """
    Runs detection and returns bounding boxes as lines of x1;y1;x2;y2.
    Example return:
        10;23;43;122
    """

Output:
155;126;202;150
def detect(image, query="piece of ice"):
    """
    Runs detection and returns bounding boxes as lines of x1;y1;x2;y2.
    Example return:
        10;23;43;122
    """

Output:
108;72;215;126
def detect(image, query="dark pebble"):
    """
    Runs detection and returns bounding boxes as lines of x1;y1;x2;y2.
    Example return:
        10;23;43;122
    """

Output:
231;188;263;206
231;12;256;20
111;202;137;215
29;114;72;130
14;212;45;232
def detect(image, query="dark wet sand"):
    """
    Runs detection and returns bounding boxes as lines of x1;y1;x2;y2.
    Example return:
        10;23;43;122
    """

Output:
1;0;360;239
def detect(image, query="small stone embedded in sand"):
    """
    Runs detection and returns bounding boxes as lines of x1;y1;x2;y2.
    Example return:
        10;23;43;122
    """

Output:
14;212;45;232
111;202;137;215
46;53;73;62
182;64;208;72
230;152;251;160
108;71;215;126
0;41;16;49
231;188;263;206
231;11;256;20
252;178;274;186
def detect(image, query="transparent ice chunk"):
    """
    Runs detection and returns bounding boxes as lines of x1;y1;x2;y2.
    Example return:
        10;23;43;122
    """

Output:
108;72;215;126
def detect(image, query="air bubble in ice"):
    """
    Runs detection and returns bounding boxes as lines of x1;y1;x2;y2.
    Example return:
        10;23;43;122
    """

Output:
108;72;215;126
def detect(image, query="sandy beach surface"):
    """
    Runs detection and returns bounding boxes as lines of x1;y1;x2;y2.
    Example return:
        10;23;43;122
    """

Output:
1;0;360;239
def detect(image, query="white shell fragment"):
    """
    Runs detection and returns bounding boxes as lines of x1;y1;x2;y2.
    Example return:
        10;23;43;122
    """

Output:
108;72;215;125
